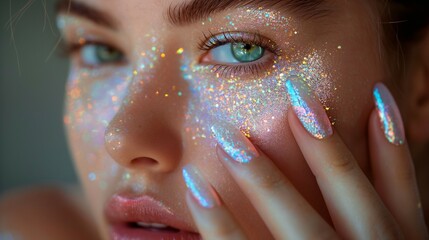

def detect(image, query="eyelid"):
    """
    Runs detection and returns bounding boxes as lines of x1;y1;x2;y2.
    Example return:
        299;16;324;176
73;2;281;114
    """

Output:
198;31;280;56
61;40;127;69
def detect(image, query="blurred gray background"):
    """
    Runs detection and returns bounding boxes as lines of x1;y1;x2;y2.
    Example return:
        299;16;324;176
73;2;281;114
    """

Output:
0;0;77;194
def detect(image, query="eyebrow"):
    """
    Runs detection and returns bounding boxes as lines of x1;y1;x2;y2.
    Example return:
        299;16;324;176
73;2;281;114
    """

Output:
56;0;330;30
56;0;118;30
168;0;331;26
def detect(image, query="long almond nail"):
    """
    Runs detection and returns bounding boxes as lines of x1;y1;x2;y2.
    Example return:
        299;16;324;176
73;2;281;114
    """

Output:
285;76;333;139
182;165;221;208
373;83;405;145
211;124;259;163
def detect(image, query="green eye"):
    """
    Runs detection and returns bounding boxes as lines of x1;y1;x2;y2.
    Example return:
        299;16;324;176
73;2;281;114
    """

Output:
231;43;265;62
80;44;124;66
207;42;266;64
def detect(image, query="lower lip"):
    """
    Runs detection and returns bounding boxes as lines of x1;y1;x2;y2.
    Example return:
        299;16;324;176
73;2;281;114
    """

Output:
110;224;201;240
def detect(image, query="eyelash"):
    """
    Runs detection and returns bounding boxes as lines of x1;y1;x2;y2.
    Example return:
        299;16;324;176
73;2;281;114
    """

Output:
198;31;280;77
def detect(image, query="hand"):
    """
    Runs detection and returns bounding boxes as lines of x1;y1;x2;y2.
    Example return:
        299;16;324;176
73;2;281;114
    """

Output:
182;81;429;240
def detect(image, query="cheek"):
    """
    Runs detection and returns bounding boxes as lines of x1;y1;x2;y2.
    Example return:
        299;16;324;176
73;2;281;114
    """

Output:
64;67;133;218
65;69;132;178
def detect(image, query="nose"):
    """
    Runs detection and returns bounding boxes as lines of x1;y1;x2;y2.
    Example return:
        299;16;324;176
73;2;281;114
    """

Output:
104;53;186;173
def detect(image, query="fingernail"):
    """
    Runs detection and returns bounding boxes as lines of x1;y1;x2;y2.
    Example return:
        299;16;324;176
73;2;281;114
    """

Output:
211;124;259;163
373;83;405;145
182;164;221;208
285;76;333;139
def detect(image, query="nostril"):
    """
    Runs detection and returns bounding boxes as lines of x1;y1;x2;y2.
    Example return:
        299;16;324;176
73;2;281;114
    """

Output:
130;157;158;167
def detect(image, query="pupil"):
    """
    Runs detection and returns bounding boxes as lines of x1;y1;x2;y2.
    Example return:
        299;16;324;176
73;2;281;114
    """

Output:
97;45;120;62
243;44;252;51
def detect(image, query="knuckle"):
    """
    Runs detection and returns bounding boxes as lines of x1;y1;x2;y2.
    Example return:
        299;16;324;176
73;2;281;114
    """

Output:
329;154;357;175
368;220;402;240
251;171;288;191
309;230;339;240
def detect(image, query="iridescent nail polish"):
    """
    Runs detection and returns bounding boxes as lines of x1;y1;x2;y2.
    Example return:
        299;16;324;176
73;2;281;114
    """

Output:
211;124;259;163
285;76;333;139
373;83;405;145
182;165;221;208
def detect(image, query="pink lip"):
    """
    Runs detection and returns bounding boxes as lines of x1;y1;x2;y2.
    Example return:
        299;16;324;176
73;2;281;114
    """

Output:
105;193;200;240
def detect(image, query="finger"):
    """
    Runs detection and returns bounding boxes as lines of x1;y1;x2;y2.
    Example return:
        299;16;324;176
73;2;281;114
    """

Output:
211;126;338;239
369;83;428;239
182;164;247;240
286;77;401;238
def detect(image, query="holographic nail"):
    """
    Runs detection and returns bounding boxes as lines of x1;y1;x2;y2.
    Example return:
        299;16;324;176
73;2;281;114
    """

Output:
182;165;221;208
211;124;259;163
285;76;333;139
373;83;405;145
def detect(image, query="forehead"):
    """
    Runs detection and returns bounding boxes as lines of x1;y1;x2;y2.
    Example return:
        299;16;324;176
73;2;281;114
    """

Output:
60;0;335;29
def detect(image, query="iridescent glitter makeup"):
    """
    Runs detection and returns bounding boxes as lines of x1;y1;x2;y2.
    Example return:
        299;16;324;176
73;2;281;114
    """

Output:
285;76;333;139
59;13;166;191
181;7;335;146
183;165;221;208
373;83;405;145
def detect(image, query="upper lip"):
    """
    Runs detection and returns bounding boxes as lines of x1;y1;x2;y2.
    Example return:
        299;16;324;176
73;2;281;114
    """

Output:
104;192;195;232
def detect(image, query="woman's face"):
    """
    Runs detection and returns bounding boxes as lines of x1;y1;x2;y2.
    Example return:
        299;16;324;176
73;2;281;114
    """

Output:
60;0;384;239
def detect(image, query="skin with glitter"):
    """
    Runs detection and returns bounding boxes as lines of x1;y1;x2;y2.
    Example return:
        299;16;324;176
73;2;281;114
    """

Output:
58;0;387;238
181;8;335;142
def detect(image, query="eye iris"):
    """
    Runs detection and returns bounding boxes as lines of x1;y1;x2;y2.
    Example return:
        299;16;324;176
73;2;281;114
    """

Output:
231;43;264;62
95;45;122;63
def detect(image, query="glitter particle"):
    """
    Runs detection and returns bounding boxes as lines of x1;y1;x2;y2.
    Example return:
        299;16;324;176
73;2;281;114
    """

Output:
176;48;184;54
88;172;96;181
